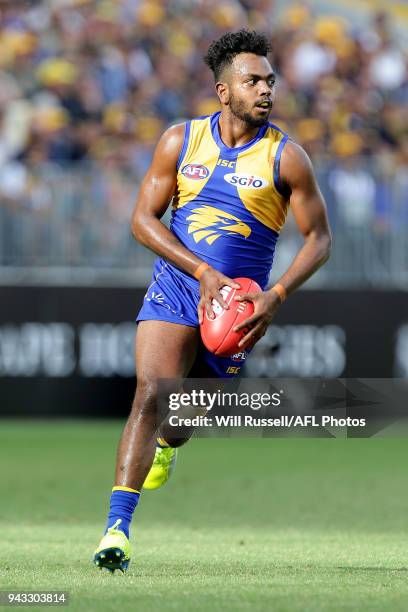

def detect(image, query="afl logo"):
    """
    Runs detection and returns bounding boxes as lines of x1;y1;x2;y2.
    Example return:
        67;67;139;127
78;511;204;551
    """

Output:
181;164;210;180
224;173;268;189
231;351;247;362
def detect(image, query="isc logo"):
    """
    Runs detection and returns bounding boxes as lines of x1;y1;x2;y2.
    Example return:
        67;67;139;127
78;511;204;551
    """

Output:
226;366;241;374
181;164;210;180
217;159;235;168
224;173;268;189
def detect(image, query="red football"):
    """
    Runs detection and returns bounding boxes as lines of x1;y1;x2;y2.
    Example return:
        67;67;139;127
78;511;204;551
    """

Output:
200;277;262;357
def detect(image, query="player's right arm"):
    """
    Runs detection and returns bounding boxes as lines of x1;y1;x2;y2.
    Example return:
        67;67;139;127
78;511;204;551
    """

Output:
131;124;240;320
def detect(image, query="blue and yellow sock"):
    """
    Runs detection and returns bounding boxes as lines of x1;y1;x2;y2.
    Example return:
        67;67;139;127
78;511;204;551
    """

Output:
156;437;170;448
105;486;140;539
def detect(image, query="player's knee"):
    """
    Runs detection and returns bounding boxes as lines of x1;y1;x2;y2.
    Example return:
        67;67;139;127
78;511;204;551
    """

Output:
131;377;159;415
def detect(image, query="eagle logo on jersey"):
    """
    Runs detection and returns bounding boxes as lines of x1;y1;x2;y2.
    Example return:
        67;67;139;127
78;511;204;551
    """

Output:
186;205;251;245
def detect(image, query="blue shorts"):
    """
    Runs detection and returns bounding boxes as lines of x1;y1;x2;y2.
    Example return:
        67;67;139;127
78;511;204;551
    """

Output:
136;258;250;378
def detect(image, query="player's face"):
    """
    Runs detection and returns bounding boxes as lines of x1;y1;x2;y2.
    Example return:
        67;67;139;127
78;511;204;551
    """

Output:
227;54;276;128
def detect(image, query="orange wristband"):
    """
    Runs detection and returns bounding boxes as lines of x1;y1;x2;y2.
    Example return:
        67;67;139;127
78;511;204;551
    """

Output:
272;283;287;304
193;262;210;280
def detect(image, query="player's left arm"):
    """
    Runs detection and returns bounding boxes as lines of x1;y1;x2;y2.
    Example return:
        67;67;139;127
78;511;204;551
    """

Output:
234;141;332;348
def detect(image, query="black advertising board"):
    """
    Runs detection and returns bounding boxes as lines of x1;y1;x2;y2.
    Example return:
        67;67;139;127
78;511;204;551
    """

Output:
0;287;406;417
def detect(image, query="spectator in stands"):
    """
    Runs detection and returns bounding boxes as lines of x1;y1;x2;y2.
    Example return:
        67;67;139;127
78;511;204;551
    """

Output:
0;0;406;270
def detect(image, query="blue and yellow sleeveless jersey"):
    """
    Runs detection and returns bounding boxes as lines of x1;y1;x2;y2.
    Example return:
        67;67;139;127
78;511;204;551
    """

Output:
170;111;289;290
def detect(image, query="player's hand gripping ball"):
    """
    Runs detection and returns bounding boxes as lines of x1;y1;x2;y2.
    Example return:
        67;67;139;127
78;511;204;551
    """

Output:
200;277;262;357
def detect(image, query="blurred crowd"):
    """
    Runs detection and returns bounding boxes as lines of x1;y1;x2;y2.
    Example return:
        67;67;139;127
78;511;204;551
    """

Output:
0;0;407;272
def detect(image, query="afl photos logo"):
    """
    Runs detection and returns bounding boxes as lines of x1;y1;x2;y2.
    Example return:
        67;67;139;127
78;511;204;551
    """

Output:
181;164;210;180
224;173;268;189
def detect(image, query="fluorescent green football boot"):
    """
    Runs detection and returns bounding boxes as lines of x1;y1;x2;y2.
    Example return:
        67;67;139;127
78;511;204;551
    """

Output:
142;444;178;490
93;519;130;573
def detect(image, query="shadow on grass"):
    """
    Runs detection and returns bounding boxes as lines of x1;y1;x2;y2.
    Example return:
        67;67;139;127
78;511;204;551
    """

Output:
127;560;408;580
336;566;408;573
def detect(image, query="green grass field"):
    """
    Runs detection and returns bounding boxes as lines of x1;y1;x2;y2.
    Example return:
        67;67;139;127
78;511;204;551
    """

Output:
1;421;408;611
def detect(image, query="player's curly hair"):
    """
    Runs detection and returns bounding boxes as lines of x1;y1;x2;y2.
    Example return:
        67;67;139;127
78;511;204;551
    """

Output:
204;30;271;81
